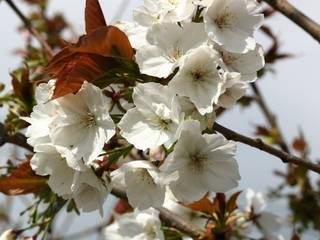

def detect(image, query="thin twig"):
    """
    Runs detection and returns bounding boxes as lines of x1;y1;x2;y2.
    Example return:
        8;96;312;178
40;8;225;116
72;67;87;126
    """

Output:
251;82;290;153
262;0;320;43
5;0;54;58
111;188;207;239
213;122;320;174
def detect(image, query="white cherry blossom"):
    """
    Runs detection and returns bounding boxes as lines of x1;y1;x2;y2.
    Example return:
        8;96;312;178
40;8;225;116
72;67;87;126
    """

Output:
218;44;265;82
178;96;216;130
217;72;247;108
163;190;207;229
71;168;111;215
244;188;266;213
204;0;264;53
103;208;164;240
134;0;195;27
30;144;110;214
244;189;283;240
118;82;184;150
34;79;56;104
22;80;58;146
133;0;167;27
49;81;116;171
160;120;240;203
23;101;58;146
111;161;167;210
116;21;148;49
159;0;196;22
31;144;74;197
169;45;224;115
258;212;283;239
136;22;208;78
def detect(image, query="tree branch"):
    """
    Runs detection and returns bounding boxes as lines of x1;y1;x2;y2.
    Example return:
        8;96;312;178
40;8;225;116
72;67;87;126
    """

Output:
0;123;33;152
213;122;320;174
262;0;320;43
111;188;207;239
5;0;54;58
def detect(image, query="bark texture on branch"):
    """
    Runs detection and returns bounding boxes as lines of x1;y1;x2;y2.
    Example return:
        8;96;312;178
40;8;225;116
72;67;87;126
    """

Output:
213;122;320;174
262;0;320;43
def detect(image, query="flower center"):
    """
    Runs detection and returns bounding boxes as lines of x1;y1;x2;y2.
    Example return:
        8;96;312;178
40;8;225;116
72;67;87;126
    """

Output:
150;103;173;130
168;0;178;6
144;224;157;238
215;8;236;29
189;153;207;172
81;113;96;128
190;68;207;82
152;117;172;130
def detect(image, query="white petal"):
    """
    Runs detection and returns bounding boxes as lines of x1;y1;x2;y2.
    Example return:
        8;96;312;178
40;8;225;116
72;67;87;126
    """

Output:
136;45;175;78
125;169;165;209
119;108;170;150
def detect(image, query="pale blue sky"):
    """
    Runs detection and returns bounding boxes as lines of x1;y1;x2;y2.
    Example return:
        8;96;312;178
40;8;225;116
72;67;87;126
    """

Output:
0;0;319;238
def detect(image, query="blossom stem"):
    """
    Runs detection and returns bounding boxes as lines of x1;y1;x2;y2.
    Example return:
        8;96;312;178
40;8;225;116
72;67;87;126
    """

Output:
213;122;320;174
111;188;207;239
262;0;320;43
4;0;54;58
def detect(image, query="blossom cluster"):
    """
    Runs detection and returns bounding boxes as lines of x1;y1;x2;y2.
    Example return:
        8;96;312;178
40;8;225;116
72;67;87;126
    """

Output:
102;189;284;240
23;0;265;223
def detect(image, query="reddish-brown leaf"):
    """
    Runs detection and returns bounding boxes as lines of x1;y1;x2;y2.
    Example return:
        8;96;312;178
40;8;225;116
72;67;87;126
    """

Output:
47;26;134;98
254;125;270;137
74;26;134;59
292;138;307;153
47;51;114;98
212;193;226;217
85;0;107;34
11;66;34;108
0;161;47;196
186;196;215;214
226;191;242;213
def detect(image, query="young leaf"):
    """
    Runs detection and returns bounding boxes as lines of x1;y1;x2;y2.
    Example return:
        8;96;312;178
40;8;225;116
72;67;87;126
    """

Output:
226;191;242;213
85;0;107;34
10;66;35;113
186;196;215;214
46;26;134;98
74;26;134;59
0;160;47;195
212;193;226;217
48;52;114;98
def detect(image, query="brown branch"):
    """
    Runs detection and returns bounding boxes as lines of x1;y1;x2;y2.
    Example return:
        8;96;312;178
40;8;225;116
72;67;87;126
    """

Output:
262;0;320;43
111;188;207;239
251;82;290;153
5;0;54;58
213;122;320;174
0;123;33;152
